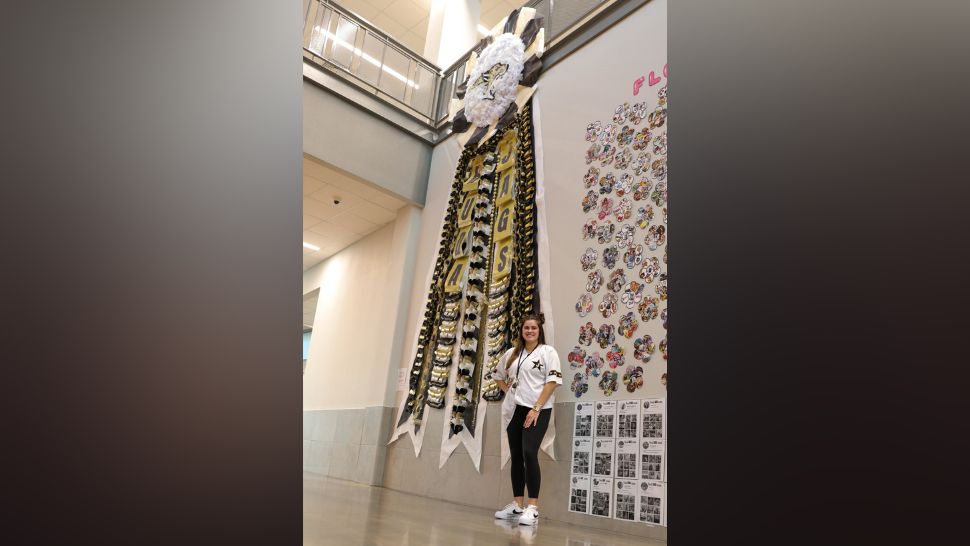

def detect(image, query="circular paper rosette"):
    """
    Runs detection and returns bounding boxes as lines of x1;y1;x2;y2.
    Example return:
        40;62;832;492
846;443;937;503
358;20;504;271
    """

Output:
449;7;545;150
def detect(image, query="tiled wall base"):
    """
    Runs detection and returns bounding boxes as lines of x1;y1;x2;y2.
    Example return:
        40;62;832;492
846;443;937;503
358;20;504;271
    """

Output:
383;402;667;541
303;406;396;486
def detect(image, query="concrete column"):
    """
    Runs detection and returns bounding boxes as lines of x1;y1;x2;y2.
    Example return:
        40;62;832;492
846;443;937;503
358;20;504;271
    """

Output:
423;0;481;69
380;204;423;407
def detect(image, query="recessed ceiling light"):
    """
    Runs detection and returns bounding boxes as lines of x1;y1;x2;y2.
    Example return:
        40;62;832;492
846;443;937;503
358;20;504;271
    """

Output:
303;241;320;251
477;24;490;35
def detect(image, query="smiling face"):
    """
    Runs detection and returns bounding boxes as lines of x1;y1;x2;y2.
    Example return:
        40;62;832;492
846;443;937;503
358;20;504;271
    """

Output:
522;319;541;345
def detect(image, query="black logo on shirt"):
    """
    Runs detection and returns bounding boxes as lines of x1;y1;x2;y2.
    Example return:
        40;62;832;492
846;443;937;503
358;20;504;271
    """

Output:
532;359;543;371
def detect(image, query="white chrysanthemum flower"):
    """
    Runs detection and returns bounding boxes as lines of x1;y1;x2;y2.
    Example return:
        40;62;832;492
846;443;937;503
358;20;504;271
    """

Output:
465;33;526;127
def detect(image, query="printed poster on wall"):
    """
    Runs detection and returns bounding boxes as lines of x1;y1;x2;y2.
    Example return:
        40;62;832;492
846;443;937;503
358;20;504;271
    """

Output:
640;438;666;482
593;437;615;478
574;402;594;438
639;480;666;525
590;477;613;518
594;400;617;439
640;398;665;441
615;437;639;480
614;479;639;522
618;399;640;438
571;437;593;475
568;474;591;515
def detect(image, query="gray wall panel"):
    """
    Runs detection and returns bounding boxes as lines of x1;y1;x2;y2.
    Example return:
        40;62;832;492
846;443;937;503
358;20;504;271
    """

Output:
303;81;431;205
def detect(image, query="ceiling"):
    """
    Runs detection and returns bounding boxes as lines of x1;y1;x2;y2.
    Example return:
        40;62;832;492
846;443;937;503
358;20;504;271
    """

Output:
303;155;408;271
337;0;527;59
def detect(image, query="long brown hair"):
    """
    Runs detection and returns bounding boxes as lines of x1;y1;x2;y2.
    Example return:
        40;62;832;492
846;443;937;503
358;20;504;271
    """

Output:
507;314;546;369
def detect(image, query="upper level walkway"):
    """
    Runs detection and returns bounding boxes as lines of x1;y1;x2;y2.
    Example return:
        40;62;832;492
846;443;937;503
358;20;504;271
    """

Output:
301;0;648;204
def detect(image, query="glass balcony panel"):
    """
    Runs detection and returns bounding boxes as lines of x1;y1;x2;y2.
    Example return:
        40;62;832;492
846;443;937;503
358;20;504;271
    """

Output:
379;45;411;102
356;31;386;87
408;64;436;117
330;15;359;69
306;6;332;56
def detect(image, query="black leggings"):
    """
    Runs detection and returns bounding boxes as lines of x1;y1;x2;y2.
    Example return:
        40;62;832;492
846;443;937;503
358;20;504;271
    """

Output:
507;404;552;498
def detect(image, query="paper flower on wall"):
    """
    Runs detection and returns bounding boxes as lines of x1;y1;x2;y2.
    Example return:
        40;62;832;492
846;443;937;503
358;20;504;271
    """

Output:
449;7;545;149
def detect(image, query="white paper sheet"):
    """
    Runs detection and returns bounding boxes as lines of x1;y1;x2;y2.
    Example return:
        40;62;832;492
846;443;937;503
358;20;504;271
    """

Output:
568;474;591;515
574;401;594;438
640;438;665;482
593;437;615;478
594;400;618;439
615;438;639;480
617;400;640;439
638;480;666;526
613;479;639;522
571;437;593;475
590;477;614;518
640;398;666;442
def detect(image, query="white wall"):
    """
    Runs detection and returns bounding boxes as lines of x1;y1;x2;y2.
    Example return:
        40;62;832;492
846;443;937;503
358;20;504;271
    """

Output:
536;0;668;402
303;203;424;411
303;223;395;410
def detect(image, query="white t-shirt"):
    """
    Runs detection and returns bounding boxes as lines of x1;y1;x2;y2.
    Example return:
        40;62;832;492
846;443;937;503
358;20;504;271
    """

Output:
493;344;563;409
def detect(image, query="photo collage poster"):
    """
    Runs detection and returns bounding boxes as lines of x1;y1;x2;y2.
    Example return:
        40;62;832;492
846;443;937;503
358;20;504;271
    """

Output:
641;438;665;481
569;398;666;525
569;474;591;515
615;437;639;480
639;479;665;525
641;398;665;441
640;397;666;526
590;476;614;518
574;402;594;438
569;403;595;514
614;479;639;522
594;400;618;439
593;437;616;478
617;399;640;439
572;437;592;475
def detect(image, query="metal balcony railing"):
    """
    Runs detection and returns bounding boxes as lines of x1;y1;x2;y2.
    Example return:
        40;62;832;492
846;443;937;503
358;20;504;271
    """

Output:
303;0;442;125
303;0;623;133
435;0;614;125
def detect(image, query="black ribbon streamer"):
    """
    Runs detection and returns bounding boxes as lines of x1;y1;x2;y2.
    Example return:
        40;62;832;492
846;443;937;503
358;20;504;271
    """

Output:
495;101;520;134
520;17;543;49
503;8;521;34
466;125;490;148
452;108;471;132
520;55;543;87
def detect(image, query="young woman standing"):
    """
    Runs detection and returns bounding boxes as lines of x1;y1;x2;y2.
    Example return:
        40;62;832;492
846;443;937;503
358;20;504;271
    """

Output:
492;314;563;526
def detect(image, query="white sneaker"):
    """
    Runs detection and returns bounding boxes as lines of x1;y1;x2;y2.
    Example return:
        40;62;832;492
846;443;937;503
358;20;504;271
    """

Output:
518;505;539;526
494;502;523;519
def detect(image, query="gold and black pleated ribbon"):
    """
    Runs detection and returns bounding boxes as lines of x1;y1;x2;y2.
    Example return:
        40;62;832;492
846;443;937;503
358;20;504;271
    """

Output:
511;100;540;341
398;148;475;430
449;151;497;435
481;100;539;403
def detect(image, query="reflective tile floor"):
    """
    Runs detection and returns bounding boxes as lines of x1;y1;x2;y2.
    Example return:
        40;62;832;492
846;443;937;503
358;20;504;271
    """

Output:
304;473;665;546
